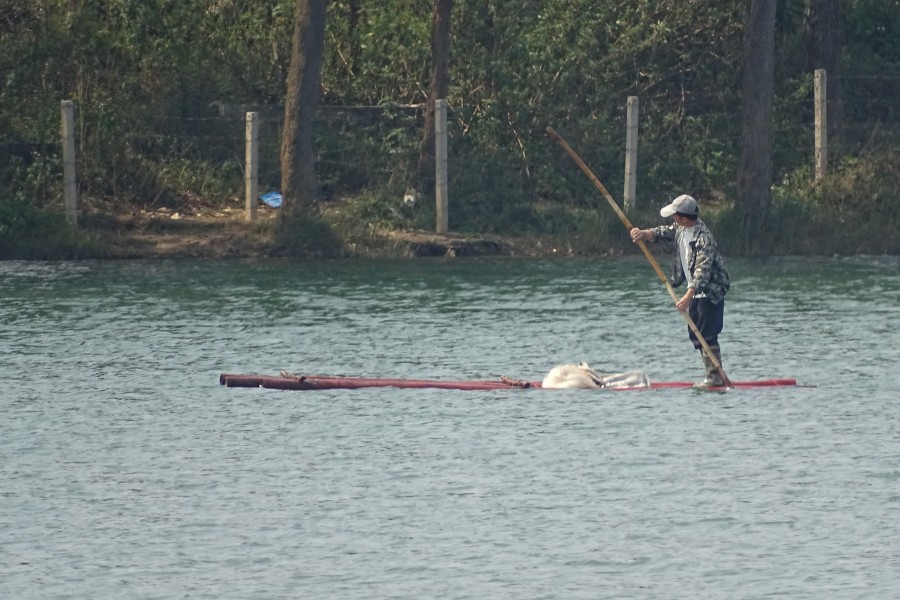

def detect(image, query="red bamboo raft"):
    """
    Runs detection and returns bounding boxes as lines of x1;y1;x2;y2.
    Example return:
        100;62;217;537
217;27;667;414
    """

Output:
219;372;803;391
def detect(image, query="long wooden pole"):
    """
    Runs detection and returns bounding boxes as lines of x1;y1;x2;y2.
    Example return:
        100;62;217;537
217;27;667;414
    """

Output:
547;126;733;389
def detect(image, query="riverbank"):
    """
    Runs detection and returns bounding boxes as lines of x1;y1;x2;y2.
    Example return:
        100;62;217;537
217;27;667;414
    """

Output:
1;197;638;260
3;184;900;260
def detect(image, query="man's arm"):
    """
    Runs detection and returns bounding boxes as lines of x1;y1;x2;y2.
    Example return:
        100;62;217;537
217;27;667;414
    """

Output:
630;223;677;243
632;224;693;312
675;288;695;312
630;228;655;243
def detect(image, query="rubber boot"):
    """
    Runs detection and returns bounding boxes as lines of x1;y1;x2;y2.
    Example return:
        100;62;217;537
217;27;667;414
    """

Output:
694;345;725;389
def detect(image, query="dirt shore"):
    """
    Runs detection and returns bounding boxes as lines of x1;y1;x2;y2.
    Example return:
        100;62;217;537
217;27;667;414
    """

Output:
85;205;279;259
83;203;624;259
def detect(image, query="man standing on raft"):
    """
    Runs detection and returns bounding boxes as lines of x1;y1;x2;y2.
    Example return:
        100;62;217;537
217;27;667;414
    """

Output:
630;195;730;388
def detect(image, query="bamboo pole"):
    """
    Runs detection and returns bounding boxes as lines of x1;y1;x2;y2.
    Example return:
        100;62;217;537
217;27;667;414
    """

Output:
547;126;733;389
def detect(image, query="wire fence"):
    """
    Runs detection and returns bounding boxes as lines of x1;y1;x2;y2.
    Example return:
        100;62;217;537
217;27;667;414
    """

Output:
16;71;899;215
123;105;424;207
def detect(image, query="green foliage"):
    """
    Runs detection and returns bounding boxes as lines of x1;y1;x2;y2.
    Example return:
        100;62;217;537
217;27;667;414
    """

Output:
2;0;900;256
0;194;104;259
273;210;345;258
704;149;900;256
323;1;431;102
844;0;900;63
796;152;900;221
312;104;421;197
0;146;105;258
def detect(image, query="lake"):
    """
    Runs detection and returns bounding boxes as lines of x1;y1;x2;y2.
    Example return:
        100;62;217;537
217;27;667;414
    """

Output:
2;256;898;599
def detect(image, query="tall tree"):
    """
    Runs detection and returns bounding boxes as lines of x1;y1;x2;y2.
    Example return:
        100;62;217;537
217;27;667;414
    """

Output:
806;0;843;134
737;0;777;211
416;0;453;189
280;0;327;219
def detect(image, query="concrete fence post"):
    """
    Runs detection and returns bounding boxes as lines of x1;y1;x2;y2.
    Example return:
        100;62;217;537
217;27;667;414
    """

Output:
435;99;449;234
815;69;827;180
624;96;639;211
245;112;259;221
61;100;77;225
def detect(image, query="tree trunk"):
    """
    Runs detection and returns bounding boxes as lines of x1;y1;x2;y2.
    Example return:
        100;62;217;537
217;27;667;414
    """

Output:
416;0;453;189
737;0;777;211
280;0;327;219
806;0;843;135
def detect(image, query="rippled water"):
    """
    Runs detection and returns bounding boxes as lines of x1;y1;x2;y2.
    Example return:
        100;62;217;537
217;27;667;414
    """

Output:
2;257;899;599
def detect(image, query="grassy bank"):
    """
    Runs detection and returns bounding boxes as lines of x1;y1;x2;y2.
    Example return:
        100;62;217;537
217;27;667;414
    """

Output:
0;196;109;259
3;147;900;260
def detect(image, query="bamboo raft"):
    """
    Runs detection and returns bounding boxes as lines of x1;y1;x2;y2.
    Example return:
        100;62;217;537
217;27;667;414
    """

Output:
219;372;803;391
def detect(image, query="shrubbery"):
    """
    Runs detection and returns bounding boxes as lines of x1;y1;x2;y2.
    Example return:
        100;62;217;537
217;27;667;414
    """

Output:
2;0;900;256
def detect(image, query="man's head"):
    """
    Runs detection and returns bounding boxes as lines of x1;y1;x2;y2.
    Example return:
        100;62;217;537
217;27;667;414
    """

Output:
660;194;698;226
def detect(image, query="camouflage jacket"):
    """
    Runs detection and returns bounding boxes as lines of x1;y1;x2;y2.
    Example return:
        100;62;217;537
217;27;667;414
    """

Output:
649;218;730;304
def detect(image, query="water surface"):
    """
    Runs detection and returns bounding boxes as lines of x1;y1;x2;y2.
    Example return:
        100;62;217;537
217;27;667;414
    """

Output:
1;257;898;599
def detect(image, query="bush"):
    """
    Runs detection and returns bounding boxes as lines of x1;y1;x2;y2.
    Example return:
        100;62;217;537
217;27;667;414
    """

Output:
273;211;345;258
705;150;900;256
0;195;102;259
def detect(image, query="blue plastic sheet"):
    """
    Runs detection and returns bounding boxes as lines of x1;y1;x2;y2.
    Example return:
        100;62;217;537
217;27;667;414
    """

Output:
260;191;282;208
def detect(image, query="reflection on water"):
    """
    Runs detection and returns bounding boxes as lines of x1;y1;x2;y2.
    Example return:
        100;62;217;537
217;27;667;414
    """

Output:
1;257;899;599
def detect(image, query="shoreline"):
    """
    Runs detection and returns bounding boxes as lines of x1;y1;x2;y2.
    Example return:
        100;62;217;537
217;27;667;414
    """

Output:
3;200;899;261
5;204;637;260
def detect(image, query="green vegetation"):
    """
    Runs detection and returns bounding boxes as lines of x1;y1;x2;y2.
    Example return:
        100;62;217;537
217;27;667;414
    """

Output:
0;192;106;258
2;0;900;257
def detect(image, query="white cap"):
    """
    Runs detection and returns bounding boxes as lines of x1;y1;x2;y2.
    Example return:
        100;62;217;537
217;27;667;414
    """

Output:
660;194;698;217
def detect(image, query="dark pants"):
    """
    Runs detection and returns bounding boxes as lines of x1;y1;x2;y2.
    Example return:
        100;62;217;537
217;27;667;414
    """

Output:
688;297;724;350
